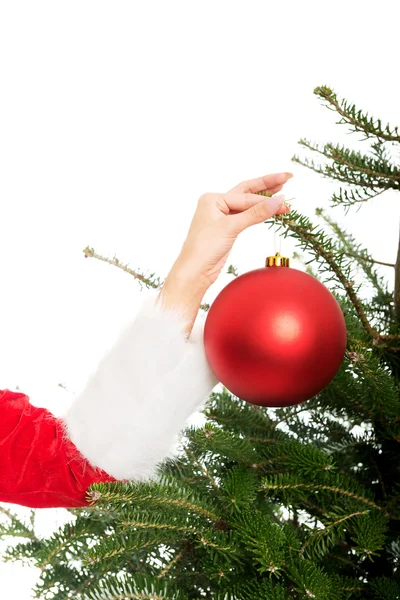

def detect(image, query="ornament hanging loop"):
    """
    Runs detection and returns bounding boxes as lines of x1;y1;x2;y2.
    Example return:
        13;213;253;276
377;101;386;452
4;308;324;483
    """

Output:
265;252;290;267
270;197;294;268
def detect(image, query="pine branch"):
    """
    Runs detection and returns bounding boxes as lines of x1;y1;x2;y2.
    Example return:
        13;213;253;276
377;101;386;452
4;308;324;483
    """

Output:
117;511;208;540
268;210;380;341
299;510;369;559
261;476;382;512
76;571;185;600
157;551;184;580
287;560;349;600
330;185;389;212
86;479;221;523
183;447;221;494
270;211;400;348
343;253;395;269
0;506;39;543
83;246;165;290
295;138;400;187
313;85;400;142
394;222;400;321
370;577;400;600
315;206;392;295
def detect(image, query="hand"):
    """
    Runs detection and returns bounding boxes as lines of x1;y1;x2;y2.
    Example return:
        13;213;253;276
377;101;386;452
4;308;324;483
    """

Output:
175;172;293;287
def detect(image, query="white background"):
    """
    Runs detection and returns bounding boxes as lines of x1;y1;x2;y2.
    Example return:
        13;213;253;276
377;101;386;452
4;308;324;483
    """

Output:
1;1;399;597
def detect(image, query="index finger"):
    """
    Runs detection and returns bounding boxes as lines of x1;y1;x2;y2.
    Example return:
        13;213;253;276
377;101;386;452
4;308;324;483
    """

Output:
228;172;293;194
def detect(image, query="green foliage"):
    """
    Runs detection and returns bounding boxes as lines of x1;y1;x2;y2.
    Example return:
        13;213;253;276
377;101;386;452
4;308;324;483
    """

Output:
370;576;400;600
2;84;400;598
350;510;389;558
230;510;287;574
292;86;400;213
74;571;184;600
237;578;291;599
312;86;400;142
219;466;258;512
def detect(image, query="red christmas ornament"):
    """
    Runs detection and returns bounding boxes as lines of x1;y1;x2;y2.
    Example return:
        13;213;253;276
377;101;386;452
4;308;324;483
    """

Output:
204;252;347;407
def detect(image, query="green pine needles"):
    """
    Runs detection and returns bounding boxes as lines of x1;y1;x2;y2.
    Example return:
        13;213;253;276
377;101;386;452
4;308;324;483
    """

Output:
2;85;400;599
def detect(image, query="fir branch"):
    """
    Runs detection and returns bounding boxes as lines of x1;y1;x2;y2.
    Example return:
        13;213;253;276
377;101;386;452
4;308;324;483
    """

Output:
327;438;371;454
35;519;105;573
295;138;400;187
248;437;277;444
117;512;219;549
260;475;382;511
79;571;184;600
394;224;400;321
86;535;155;565
315;207;394;298
83;246;165;290
330;185;389;211
342;252;395;269
230;511;287;576
204;389;280;434
350;510;389;558
183;447;221;494
219;466;258;513
189;423;258;464
274;404;313;428
271;211;400;348
299;510;369;557
287;559;345;600
291;152;352;187
313;85;400;142
157;551;183;580
239;578;290;600
256;441;335;476
344;343;400;419
86;480;221;523
383;492;400;513
370;577;400;600
0;506;39;543
269;210;380;341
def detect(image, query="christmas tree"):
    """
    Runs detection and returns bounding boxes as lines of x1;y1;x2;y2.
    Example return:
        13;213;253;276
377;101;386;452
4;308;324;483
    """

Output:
1;85;400;599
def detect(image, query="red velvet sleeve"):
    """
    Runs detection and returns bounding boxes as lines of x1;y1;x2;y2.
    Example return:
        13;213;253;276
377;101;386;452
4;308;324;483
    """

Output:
0;389;118;509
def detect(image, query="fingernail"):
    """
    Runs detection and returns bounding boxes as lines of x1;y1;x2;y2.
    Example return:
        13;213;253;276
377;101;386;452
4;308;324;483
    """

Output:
284;172;294;179
270;194;285;209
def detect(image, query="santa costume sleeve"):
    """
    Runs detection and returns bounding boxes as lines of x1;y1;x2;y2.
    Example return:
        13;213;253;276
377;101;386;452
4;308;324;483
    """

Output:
0;288;219;509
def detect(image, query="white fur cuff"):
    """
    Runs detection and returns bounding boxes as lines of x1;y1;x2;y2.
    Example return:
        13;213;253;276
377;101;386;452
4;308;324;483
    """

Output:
61;288;219;481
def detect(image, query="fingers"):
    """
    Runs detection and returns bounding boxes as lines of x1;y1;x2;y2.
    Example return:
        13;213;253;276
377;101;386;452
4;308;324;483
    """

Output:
228;172;293;195
218;191;284;214
225;193;287;236
265;183;285;195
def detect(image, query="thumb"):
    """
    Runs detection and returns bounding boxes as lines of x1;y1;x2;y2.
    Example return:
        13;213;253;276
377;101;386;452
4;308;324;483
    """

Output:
227;194;285;236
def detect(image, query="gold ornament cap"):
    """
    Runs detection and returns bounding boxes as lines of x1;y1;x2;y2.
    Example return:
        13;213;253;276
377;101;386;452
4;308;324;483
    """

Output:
265;252;290;267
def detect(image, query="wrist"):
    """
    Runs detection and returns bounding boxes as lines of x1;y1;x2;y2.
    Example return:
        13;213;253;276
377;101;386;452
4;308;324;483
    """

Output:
168;258;210;296
157;261;210;340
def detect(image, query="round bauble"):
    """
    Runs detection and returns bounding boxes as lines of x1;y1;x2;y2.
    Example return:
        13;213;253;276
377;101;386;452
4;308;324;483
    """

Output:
204;255;347;407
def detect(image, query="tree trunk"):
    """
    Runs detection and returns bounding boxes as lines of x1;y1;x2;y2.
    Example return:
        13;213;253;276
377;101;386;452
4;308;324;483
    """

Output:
394;219;400;322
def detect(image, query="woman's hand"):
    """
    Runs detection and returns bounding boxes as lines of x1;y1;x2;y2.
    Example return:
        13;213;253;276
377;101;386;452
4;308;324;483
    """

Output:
175;171;293;288
158;171;293;339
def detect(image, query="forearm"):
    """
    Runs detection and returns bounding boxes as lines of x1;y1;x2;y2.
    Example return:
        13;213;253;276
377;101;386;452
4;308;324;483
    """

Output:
156;261;209;339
